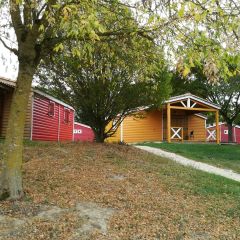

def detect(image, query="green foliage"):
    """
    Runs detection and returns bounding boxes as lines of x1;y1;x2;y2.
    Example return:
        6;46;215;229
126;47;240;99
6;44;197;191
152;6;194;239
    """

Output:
37;6;172;142
172;52;240;132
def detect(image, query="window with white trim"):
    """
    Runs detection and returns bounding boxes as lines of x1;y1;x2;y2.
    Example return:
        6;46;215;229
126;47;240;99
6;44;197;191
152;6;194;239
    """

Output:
74;129;82;134
224;130;228;134
48;101;55;117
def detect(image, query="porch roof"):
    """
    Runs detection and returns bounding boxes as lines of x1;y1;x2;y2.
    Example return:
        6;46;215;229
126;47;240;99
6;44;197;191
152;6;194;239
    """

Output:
165;93;220;110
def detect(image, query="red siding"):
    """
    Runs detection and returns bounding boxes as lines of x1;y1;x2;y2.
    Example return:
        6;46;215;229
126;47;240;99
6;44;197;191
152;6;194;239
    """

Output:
74;123;94;142
59;105;74;141
220;124;229;143
32;94;74;141
235;128;240;144
207;124;240;144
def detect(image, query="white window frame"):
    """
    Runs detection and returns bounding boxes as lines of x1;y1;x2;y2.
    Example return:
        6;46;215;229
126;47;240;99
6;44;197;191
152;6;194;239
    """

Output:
224;130;228;135
74;129;82;134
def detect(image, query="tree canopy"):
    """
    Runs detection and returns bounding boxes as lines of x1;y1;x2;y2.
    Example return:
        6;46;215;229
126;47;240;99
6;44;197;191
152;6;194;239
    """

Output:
37;11;171;142
172;54;240;142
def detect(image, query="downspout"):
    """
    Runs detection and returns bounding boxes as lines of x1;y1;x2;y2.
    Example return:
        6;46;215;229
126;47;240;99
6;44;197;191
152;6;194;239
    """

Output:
205;119;206;142
234;126;236;143
72;110;75;142
220;124;221;143
57;105;60;142
30;93;34;141
162;109;164;141
120;121;123;142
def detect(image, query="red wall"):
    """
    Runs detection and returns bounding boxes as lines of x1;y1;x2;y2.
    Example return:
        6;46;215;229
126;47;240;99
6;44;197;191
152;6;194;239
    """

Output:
74;123;94;142
207;124;240;144
236;128;240;144
32;94;74;141
59;105;74;141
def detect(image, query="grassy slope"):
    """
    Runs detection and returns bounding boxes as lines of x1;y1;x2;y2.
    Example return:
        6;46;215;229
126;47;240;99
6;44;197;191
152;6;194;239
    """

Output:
140;142;240;173
0;141;240;239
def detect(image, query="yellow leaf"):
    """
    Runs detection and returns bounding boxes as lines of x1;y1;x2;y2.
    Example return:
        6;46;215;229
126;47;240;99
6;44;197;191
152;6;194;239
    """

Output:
183;67;190;77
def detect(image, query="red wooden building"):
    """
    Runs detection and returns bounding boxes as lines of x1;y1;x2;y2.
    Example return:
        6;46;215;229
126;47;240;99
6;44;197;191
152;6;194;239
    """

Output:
0;77;74;141
74;122;95;142
207;122;240;144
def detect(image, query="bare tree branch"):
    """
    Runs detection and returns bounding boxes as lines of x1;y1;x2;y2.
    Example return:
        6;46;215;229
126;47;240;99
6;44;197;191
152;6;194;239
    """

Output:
0;37;18;55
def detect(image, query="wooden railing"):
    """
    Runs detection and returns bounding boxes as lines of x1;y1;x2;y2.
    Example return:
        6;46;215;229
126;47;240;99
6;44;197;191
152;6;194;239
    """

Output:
207;129;216;141
171;127;183;141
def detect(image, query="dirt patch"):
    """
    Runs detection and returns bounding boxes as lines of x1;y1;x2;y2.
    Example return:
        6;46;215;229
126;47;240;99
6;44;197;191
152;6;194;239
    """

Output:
0;215;25;237
75;202;114;234
0;201;115;240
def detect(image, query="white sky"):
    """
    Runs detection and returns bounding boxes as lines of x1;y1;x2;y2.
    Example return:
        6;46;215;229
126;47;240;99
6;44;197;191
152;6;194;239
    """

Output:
0;0;139;81
0;45;18;79
0;5;18;80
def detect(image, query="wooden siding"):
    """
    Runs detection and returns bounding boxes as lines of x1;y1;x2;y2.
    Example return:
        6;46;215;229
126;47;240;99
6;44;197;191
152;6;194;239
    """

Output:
0;92;12;138
188;114;206;141
32;94;59;141
108;110;206;143
106;122;121;143
0;94;3;136
59;105;74;141
207;124;240;144
0;90;31;139
162;109;188;140
32;93;74;141
24;92;33;139
108;110;163;143
74;123;95;142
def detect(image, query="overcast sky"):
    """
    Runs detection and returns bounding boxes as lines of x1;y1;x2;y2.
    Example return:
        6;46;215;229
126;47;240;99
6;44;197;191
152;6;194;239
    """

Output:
0;45;18;80
0;4;18;80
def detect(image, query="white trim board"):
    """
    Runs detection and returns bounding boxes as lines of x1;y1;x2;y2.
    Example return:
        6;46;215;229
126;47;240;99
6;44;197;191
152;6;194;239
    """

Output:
33;89;75;110
74;122;92;129
194;113;208;120
165;93;220;110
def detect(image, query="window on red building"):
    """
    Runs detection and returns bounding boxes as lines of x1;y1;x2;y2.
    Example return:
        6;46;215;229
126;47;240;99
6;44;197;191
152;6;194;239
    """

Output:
64;108;70;123
48;101;55;117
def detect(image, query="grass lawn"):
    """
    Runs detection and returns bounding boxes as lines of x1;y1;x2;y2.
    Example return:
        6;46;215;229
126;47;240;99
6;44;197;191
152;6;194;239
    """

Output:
0;141;240;239
139;142;240;173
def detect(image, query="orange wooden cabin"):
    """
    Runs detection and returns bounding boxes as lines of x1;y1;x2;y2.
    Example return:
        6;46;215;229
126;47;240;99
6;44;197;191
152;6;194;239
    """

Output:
107;93;221;144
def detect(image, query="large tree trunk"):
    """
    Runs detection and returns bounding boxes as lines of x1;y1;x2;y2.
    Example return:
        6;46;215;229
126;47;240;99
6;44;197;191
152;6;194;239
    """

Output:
0;62;35;200
227;122;234;143
95;126;105;143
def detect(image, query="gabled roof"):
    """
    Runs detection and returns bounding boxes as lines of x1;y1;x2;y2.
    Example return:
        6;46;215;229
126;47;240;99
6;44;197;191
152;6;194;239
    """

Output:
194;113;208;120
74;122;92;129
207;122;240;129
0;76;74;110
33;89;75;110
165;93;221;110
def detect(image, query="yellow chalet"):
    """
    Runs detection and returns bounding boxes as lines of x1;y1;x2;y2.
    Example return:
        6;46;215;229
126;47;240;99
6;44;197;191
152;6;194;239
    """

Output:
107;93;221;144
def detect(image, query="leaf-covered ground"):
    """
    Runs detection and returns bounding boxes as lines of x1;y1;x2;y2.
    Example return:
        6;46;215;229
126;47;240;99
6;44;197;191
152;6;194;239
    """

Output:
0;142;240;239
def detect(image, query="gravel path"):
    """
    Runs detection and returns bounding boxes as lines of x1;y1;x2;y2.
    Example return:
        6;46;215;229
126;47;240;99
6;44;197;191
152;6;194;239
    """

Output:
135;145;240;182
